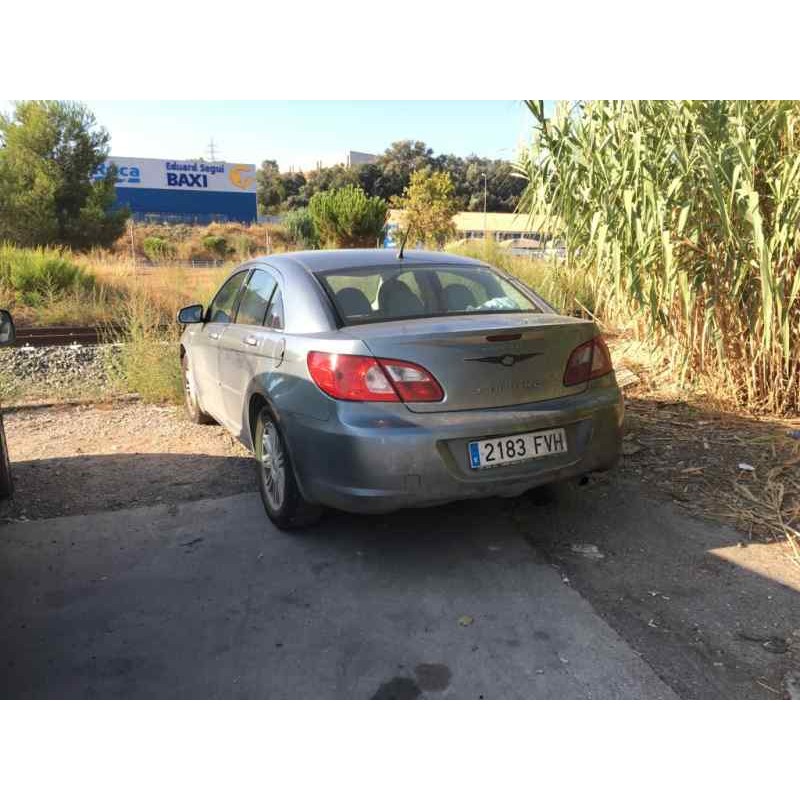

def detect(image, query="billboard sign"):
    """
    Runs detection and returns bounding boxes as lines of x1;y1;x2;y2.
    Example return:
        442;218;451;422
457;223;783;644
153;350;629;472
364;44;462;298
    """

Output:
93;157;257;193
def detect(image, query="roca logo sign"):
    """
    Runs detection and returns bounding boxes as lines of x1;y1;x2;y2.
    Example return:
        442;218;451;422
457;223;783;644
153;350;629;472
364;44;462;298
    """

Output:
93;162;141;184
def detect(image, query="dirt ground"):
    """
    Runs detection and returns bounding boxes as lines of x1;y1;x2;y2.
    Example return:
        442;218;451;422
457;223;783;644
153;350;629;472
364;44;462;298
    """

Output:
1;397;799;698
1;402;253;521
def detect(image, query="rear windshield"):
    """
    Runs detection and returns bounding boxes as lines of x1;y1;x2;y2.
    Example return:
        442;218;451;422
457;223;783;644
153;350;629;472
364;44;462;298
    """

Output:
318;264;542;325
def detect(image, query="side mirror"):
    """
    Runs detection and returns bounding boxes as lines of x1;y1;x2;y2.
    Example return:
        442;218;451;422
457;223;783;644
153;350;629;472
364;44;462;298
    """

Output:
178;304;204;325
0;309;15;346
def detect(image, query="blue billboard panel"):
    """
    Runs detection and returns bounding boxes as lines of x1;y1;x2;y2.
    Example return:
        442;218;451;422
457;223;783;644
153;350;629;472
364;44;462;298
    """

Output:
96;156;258;223
114;187;257;224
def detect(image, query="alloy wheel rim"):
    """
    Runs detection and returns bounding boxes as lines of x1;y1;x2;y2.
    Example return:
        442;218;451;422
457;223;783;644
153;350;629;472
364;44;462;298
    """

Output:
261;421;286;510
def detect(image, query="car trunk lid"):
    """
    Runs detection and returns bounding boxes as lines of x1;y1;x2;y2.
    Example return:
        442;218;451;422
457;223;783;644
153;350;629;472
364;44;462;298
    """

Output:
354;313;597;412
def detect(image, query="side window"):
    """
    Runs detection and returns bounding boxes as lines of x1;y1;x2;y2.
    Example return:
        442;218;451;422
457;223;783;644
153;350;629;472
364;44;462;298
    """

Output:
235;269;277;326
207;271;248;324
265;287;285;330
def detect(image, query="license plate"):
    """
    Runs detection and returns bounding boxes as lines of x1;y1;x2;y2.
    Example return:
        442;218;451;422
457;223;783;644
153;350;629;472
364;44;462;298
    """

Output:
468;427;568;469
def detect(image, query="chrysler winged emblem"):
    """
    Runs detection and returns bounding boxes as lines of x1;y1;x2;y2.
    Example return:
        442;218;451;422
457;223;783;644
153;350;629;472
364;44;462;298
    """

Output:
465;352;542;367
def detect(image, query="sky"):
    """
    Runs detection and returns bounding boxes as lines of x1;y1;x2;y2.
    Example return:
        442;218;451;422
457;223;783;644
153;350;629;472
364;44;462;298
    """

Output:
28;101;539;171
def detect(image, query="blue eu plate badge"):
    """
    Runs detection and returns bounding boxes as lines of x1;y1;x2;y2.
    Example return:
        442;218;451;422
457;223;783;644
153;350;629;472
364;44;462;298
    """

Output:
468;442;481;469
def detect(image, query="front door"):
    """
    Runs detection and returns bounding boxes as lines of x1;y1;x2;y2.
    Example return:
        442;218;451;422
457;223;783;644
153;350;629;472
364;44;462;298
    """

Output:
217;269;285;435
192;269;248;421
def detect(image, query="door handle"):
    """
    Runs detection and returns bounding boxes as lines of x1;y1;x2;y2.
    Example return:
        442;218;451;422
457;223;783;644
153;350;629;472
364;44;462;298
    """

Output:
242;334;259;347
207;331;221;340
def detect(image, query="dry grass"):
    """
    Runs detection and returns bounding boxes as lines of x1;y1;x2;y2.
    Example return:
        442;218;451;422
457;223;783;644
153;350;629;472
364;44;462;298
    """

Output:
77;258;229;403
109;221;291;262
78;254;227;323
609;332;800;565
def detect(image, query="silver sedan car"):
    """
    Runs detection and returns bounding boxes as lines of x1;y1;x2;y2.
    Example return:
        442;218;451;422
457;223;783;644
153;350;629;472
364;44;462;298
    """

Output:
178;249;623;529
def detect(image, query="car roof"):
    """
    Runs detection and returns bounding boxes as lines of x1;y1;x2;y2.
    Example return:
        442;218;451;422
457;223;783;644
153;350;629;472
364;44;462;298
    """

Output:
256;248;487;274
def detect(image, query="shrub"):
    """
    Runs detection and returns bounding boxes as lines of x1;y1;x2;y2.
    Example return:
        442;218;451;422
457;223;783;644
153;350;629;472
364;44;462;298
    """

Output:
142;236;176;262
201;234;231;259
232;234;256;259
284;208;319;249
308;186;387;248
117;287;183;403
393;169;457;248
0;243;95;297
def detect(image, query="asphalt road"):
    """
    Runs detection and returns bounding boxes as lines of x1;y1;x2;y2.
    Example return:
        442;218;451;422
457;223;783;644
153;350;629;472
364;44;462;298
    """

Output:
0;491;675;699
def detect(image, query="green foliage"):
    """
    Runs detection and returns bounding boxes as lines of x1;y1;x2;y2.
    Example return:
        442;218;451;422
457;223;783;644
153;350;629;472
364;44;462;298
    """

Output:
232;234;256;260
516;100;800;413
142;236;176;262
374;140;435;199
254;141;526;213
394;169;458;248
308;186;388;248
200;234;230;259
0;101;129;250
284;207;320;249
0;243;95;306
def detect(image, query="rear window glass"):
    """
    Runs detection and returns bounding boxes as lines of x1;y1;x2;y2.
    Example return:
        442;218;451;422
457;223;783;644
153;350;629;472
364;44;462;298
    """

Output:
318;264;540;325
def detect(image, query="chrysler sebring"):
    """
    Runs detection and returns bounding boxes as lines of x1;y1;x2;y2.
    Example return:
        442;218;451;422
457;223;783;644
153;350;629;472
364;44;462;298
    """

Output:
178;249;623;529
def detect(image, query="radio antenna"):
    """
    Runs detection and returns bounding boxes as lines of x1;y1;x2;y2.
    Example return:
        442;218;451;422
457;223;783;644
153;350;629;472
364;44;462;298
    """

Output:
397;225;413;259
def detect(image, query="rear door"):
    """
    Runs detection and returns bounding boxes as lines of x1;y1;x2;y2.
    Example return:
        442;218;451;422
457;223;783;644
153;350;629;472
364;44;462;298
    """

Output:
192;269;249;421
217;268;286;434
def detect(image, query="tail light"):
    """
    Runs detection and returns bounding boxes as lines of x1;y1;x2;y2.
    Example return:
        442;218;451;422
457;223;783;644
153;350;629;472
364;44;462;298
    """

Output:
307;352;444;403
563;336;613;386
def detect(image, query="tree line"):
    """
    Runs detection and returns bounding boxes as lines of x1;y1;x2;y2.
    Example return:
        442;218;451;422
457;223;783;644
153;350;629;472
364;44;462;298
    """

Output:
0;101;524;253
257;140;526;215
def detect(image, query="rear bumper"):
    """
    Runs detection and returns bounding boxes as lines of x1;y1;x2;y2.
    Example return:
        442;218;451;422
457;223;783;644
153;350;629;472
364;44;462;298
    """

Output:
282;383;624;514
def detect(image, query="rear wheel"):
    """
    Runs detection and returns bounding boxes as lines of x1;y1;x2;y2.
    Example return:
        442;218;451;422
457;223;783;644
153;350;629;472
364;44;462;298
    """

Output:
182;354;215;425
255;407;321;530
0;413;13;499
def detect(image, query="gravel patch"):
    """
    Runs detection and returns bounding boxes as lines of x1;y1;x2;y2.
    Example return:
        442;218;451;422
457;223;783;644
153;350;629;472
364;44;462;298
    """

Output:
0;343;124;402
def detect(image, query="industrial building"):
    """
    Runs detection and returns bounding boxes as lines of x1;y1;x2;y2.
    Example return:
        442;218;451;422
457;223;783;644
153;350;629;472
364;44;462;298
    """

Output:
346;150;379;167
94;156;258;224
386;211;548;247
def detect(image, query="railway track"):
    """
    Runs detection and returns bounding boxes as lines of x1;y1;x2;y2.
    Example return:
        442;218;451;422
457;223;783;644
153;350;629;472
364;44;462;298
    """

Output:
13;325;124;348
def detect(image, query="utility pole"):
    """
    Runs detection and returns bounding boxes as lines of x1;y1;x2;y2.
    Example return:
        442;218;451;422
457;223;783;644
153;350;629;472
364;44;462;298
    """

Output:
128;218;136;264
481;172;488;241
206;138;221;161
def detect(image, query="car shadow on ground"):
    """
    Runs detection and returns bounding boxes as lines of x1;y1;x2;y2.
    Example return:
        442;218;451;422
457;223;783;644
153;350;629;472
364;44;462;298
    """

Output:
1;452;255;521
1;427;798;698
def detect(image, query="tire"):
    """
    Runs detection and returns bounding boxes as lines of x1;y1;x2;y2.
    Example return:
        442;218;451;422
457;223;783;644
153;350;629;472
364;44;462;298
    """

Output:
182;354;215;425
254;406;321;530
0;412;13;500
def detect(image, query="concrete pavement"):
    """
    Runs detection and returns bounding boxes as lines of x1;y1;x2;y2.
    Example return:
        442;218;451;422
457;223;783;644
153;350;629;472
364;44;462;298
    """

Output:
0;492;675;699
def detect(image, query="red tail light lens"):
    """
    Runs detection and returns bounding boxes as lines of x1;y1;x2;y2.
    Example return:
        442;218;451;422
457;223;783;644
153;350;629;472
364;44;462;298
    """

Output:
307;352;444;403
563;336;613;386
379;358;444;402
